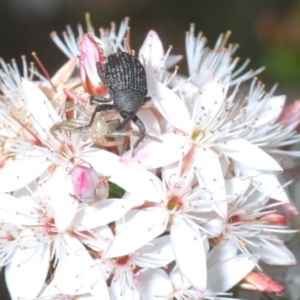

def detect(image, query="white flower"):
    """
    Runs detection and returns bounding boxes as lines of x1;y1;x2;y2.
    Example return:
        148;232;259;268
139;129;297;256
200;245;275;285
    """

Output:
103;163;223;292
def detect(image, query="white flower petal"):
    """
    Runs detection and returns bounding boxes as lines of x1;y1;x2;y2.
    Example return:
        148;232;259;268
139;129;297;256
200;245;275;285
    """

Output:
82;149;165;200
120;133;189;169
103;208;168;258
206;254;259;293
218;138;282;172
255;95;286;127
5;244;50;300
139;30;164;70
207;239;238;269
79;199;138;229
225;177;252;198
109;279;140;300
135;235;174;268
165;54;183;69
194;148;227;217
247;237;296;265
44;169;78;232
22;79;61;129
238;167;290;203
136;269;173;299
42;235;109;297
0;193;38;225
136;109;161;136
0;156;52;192
170;217;206;292
170;265;192;291
147;73;191;133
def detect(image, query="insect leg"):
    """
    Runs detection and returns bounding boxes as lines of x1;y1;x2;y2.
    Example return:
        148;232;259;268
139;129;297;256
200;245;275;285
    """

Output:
115;111;135;131
131;115;146;155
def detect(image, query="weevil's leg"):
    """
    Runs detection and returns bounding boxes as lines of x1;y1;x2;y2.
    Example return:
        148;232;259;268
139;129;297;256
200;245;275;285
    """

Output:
131;115;146;156
115;111;135;131
143;96;151;103
96;62;107;84
78;104;114;129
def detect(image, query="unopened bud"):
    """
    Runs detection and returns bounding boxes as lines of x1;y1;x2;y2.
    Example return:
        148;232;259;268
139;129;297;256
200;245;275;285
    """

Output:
239;271;284;293
258;213;287;225
71;165;109;203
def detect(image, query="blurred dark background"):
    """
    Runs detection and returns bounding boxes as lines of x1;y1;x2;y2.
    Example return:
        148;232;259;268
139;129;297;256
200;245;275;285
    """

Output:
0;0;300;299
1;0;300;96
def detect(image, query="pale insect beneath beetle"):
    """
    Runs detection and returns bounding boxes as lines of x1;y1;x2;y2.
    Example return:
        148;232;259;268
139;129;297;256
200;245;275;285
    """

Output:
50;102;161;149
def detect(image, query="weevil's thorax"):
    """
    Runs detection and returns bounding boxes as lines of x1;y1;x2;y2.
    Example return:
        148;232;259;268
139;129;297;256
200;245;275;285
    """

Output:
113;90;144;113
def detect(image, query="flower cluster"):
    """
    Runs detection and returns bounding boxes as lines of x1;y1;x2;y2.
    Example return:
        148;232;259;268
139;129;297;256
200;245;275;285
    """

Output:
0;16;299;300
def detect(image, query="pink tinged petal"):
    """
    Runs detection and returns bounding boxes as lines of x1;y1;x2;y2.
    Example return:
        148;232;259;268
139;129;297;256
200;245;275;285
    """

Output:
239;271;284;293
42;235;109;298
135;235;175;268
207;239;238;269
79;199;138;229
139;30;164;70
136;269;173;299
22;79;61;128
217;139;283;172
278;98;300;128
103;208;168;258
170;217;207;292
194;148;227;217
82;149;165;200
51;57;77;88
79;34;108;96
0;156;52;192
146;72;191;133
5;244;50;300
247;237;296;265
206;254;259;293
120;133;189;169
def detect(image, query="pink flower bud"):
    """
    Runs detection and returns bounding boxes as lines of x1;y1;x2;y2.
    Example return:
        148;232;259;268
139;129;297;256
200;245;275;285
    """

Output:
79;34;108;96
278;99;300;128
71;165;109;203
239;271;284;293
258;213;287;225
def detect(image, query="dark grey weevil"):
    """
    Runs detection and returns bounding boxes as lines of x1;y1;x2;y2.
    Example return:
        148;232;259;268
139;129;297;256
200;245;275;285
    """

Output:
80;51;151;155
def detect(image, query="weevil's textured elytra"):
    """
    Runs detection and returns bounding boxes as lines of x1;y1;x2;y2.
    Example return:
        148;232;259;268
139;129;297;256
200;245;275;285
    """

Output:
80;51;153;156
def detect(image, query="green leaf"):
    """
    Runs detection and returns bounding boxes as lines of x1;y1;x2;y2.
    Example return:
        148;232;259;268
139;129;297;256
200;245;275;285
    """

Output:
108;181;125;198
